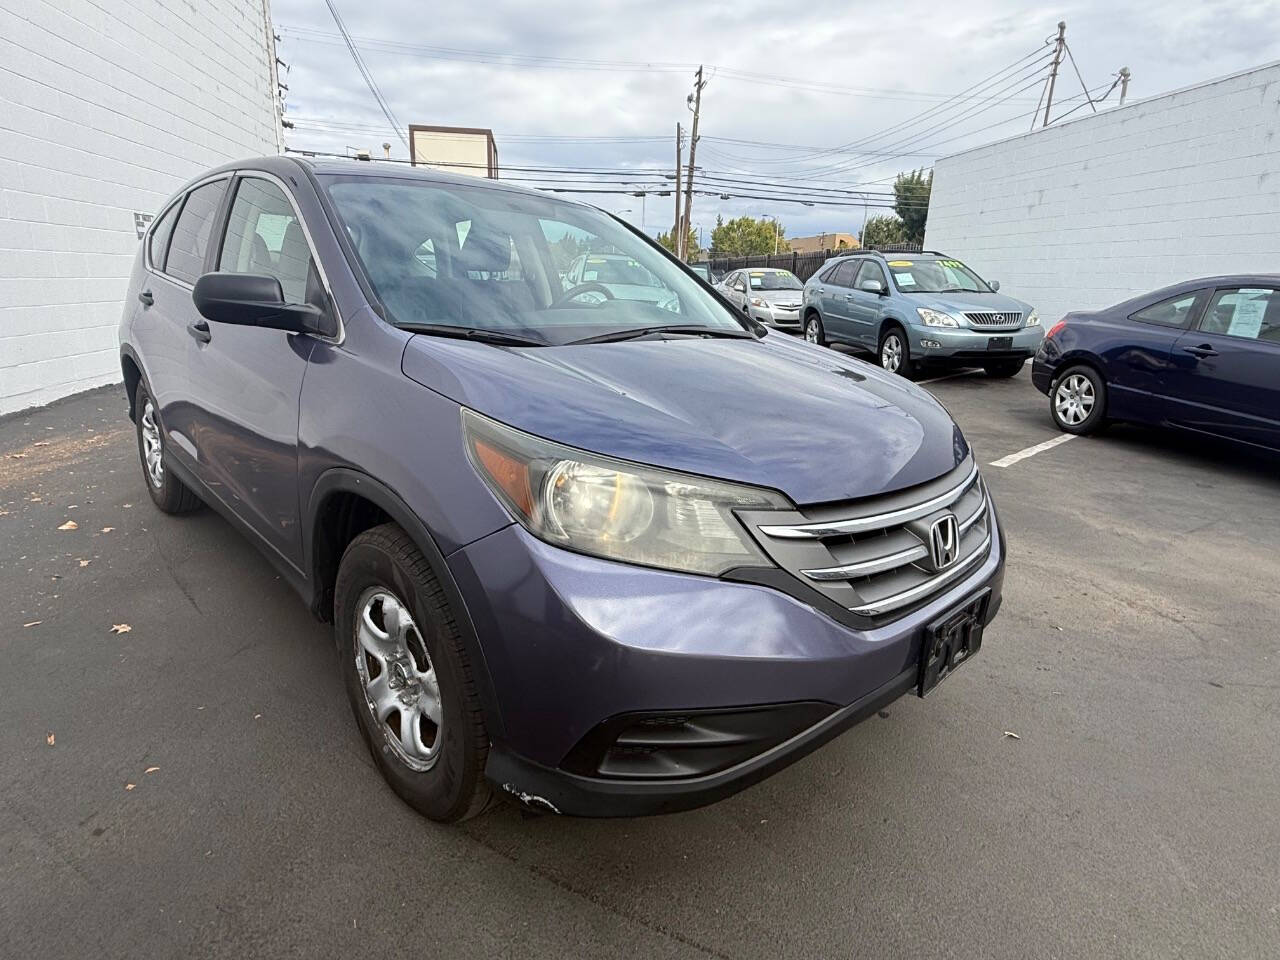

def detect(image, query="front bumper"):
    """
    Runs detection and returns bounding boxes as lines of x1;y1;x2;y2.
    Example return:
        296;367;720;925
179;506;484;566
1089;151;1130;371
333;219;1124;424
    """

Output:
749;303;803;330
447;509;1006;817
913;324;1045;362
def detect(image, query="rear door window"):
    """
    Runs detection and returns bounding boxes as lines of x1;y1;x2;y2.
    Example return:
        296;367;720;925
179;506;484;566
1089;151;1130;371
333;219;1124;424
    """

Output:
830;261;860;288
148;199;181;273
1130;292;1203;329
165;179;227;284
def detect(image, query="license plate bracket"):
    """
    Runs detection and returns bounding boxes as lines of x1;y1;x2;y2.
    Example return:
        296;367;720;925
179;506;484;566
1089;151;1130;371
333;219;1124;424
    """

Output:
987;336;1013;351
917;589;990;697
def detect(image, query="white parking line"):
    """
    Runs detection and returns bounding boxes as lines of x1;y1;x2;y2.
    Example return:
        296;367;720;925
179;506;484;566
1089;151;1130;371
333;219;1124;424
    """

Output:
917;370;982;386
989;434;1076;468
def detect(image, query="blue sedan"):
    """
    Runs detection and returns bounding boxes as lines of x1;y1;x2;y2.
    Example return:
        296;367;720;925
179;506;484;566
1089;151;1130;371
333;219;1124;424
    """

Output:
1031;276;1280;451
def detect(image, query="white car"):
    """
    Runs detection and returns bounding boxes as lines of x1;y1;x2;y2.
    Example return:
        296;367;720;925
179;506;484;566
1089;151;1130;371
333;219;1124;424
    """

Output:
718;268;804;331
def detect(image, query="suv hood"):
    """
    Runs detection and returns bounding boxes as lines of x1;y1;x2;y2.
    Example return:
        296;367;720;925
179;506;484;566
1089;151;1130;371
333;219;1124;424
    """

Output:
402;332;967;505
913;289;1032;317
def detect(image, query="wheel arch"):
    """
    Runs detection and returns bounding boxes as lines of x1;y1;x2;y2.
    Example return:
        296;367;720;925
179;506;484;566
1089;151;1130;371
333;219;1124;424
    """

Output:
305;467;506;741
120;345;146;422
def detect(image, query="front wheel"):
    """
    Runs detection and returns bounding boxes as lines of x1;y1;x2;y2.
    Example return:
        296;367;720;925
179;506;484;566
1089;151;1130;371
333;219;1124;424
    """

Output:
803;314;825;346
1050;365;1108;435
878;327;915;379
335;524;493;823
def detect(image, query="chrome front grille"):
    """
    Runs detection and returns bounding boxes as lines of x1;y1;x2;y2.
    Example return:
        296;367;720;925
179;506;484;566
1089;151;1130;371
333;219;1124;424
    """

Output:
964;311;1023;329
738;457;991;618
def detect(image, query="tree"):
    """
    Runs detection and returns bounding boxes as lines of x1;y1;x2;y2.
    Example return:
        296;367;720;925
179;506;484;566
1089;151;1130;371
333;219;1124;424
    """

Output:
893;168;932;245
548;232;588;274
861;214;906;248
709;215;789;257
656;226;701;262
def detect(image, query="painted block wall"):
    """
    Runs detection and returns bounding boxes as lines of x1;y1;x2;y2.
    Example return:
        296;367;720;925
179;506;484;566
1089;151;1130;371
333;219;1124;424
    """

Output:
0;0;280;415
925;63;1280;326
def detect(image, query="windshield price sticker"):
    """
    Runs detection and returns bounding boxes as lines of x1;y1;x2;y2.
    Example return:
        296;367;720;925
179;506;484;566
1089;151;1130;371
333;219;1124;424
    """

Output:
938;260;965;269
888;260;913;267
895;273;917;285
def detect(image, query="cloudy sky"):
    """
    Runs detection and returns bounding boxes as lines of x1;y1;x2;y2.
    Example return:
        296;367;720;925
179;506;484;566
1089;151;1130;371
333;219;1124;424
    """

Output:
271;0;1280;241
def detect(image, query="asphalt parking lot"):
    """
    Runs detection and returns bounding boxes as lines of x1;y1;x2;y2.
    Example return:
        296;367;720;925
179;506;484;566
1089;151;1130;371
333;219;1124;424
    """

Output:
2;367;1277;959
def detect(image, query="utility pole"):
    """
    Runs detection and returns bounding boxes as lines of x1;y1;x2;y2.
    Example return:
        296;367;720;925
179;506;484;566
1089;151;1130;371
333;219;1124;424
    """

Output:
673;123;683;257
1119;66;1131;106
681;66;706;262
1042;21;1066;128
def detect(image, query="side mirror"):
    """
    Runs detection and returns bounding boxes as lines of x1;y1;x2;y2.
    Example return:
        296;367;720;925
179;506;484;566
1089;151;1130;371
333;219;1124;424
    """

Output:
989;279;1001;292
860;278;886;295
193;273;324;334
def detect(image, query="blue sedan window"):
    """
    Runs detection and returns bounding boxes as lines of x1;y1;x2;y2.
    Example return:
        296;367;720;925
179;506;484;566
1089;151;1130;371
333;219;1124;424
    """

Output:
1202;288;1280;342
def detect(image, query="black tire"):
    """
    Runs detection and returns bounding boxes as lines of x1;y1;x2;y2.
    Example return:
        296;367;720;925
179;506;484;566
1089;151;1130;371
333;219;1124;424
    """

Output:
877;325;916;380
335;523;493;823
134;381;201;514
803;312;826;346
983;359;1026;379
1049;364;1108;435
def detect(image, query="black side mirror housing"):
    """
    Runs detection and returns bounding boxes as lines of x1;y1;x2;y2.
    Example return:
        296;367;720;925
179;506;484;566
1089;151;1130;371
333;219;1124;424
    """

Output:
193;273;325;334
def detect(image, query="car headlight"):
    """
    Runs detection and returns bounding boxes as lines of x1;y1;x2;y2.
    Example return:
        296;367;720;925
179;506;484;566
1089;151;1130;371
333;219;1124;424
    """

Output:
921;309;962;330
1025;310;1040;327
917;308;959;328
750;297;767;308
462;410;788;575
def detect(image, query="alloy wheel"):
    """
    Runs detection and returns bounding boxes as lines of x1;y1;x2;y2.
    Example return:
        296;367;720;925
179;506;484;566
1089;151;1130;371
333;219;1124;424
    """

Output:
140;399;164;489
1054;373;1096;426
880;334;903;373
805;319;820;343
354;587;443;771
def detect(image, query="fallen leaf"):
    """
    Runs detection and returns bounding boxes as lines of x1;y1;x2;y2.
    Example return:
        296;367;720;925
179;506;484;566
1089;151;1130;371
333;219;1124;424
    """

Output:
110;623;131;634
57;520;78;531
8;452;28;460
122;503;132;509
23;620;42;628
78;559;92;567
33;441;50;447
100;527;115;533
253;714;262;720
125;782;136;791
1002;730;1021;740
46;733;55;746
144;766;160;774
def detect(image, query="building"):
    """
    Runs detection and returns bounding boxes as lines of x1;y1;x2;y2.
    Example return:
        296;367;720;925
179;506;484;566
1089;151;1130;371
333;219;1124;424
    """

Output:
788;233;860;254
924;61;1280;325
409;125;499;179
0;0;282;416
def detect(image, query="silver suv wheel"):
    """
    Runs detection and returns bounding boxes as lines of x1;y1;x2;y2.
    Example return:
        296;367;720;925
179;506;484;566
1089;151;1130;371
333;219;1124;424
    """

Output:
805;318;820;343
880;332;904;373
354;587;444;772
140;399;164;489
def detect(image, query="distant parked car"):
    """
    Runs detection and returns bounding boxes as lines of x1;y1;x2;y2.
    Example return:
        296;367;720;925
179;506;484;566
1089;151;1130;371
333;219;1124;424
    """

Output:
801;252;1042;379
1032;276;1280;449
718;268;804;331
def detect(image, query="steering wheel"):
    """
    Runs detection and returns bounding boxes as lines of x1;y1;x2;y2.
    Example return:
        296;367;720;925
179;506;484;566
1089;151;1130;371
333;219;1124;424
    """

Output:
552;281;616;307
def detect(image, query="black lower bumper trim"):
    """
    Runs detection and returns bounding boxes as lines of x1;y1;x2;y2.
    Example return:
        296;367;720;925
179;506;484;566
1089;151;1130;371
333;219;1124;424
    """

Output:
485;665;918;818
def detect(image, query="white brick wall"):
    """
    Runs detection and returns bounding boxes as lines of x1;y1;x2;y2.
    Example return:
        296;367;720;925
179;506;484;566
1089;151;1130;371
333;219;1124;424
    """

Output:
0;0;280;415
924;62;1280;326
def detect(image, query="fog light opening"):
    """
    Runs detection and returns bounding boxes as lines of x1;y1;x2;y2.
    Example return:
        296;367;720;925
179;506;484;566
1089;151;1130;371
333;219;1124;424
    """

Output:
920;339;942;349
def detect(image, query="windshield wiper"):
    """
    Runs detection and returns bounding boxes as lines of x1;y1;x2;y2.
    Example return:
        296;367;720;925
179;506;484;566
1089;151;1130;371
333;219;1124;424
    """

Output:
568;324;755;345
397;323;547;347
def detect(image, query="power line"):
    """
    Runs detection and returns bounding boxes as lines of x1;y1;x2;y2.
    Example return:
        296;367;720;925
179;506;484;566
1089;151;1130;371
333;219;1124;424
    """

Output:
321;0;407;151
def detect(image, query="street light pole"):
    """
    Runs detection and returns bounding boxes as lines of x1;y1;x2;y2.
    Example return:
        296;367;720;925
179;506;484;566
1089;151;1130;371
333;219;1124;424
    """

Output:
762;213;779;254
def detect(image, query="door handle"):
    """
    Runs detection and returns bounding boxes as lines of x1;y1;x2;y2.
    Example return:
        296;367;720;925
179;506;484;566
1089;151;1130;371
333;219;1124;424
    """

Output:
187;320;211;344
138;289;154;307
1182;343;1217;359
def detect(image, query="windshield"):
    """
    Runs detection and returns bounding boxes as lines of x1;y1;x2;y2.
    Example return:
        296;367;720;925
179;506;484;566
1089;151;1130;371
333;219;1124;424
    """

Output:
749;271;802;291
886;258;991;294
321;175;746;344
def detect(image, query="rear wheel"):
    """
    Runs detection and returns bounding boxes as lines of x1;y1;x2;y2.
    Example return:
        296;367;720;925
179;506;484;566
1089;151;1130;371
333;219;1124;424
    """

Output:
134;381;201;514
878;326;915;379
804;313;826;346
983;359;1026;378
1050;365;1108;435
335;523;493;823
